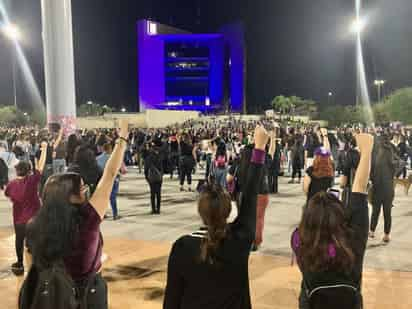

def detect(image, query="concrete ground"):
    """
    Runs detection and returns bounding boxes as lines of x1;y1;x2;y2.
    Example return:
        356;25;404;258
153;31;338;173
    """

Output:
0;167;410;308
100;167;412;272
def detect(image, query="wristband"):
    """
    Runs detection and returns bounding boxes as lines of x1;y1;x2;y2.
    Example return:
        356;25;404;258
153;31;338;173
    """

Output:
116;139;127;147
119;137;128;144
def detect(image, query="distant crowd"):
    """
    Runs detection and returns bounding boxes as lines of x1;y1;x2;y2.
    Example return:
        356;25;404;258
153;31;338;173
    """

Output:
0;117;409;309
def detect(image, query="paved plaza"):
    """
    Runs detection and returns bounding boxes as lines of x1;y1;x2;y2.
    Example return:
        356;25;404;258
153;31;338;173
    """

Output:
0;168;411;308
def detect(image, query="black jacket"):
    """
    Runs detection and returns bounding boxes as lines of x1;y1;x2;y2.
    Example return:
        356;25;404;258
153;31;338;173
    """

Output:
144;147;163;181
163;154;264;309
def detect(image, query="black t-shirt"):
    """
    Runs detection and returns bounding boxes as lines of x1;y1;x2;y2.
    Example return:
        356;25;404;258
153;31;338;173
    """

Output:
180;142;193;157
170;140;179;153
306;166;334;201
305;134;321;158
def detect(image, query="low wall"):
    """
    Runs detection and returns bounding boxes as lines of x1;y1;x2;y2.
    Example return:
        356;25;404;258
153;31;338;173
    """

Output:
77;110;200;129
145;109;199;128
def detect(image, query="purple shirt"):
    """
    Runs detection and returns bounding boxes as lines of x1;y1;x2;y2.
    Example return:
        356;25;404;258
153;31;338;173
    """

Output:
5;171;42;225
64;203;102;280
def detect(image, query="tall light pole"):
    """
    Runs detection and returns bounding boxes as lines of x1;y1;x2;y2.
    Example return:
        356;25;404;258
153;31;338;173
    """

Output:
351;17;366;106
41;0;77;133
374;80;385;104
2;24;21;109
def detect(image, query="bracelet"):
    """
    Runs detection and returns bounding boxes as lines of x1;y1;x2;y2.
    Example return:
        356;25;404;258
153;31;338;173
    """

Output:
119;137;128;144
116;139;127;147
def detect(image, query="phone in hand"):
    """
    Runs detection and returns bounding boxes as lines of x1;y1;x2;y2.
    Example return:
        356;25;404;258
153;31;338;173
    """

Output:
328;188;341;200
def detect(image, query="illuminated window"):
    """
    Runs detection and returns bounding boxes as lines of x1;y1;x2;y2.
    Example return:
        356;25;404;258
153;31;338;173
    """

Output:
147;21;157;35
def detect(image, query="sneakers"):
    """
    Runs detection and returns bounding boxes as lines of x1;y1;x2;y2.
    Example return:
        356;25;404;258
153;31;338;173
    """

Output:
113;215;122;221
11;262;24;276
288;180;295;184
180;187;185;192
383;234;391;243
368;231;375;239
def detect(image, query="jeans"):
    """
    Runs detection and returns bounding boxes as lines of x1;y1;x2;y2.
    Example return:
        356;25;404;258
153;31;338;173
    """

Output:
53;159;66;174
268;170;279;193
14;223;26;265
149;182;162;213
110;178;120;218
370;193;394;235
40;164;54;193
214;167;227;189
292;167;302;181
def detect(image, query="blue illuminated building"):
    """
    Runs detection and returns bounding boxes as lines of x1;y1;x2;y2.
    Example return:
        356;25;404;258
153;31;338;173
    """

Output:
137;20;245;113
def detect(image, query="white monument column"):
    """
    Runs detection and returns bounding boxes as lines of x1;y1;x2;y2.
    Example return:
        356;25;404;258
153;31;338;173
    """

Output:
41;0;77;133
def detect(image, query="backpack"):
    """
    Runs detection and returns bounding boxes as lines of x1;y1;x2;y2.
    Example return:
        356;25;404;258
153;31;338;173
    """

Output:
148;166;162;183
19;236;103;309
303;277;362;309
0;157;9;188
215;155;226;168
19;263;79;309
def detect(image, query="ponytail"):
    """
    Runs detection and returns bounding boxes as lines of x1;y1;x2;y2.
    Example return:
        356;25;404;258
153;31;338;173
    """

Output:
200;226;227;264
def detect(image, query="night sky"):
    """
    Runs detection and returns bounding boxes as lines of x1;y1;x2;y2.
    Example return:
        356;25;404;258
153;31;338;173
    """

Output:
0;0;412;112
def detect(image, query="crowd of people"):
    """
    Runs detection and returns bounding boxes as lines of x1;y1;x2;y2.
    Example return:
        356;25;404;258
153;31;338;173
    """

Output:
0;116;409;309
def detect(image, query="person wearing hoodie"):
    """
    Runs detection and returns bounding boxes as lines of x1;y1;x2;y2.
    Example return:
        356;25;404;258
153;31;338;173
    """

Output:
4;141;48;275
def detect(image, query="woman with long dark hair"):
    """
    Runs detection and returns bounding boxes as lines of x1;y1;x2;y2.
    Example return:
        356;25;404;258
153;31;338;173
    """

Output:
292;134;373;309
21;120;129;309
68;144;102;195
369;134;397;243
65;134;79;167
5;142;47;275
163;125;269;309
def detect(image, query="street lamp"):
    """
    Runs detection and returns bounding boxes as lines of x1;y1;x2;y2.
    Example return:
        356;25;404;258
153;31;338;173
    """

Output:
2;24;21;41
328;92;333;104
350;18;365;35
374;80;385;104
1;24;20;109
121;107;126;113
87;101;93;116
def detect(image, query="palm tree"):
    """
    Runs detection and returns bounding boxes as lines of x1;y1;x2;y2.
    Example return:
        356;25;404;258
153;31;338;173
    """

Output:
271;95;293;119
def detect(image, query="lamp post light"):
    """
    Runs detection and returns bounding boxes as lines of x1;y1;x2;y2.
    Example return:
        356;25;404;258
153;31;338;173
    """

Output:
351;16;366;106
374;80;385;104
1;24;21;109
350;18;365;35
328;92;333;105
121;107;126;113
87;101;93;116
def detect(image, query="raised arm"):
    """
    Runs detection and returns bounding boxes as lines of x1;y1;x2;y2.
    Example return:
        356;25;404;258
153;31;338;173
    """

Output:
233;126;269;239
352;134;374;194
53;128;64;150
90;120;129;219
35;142;48;174
268;131;277;159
